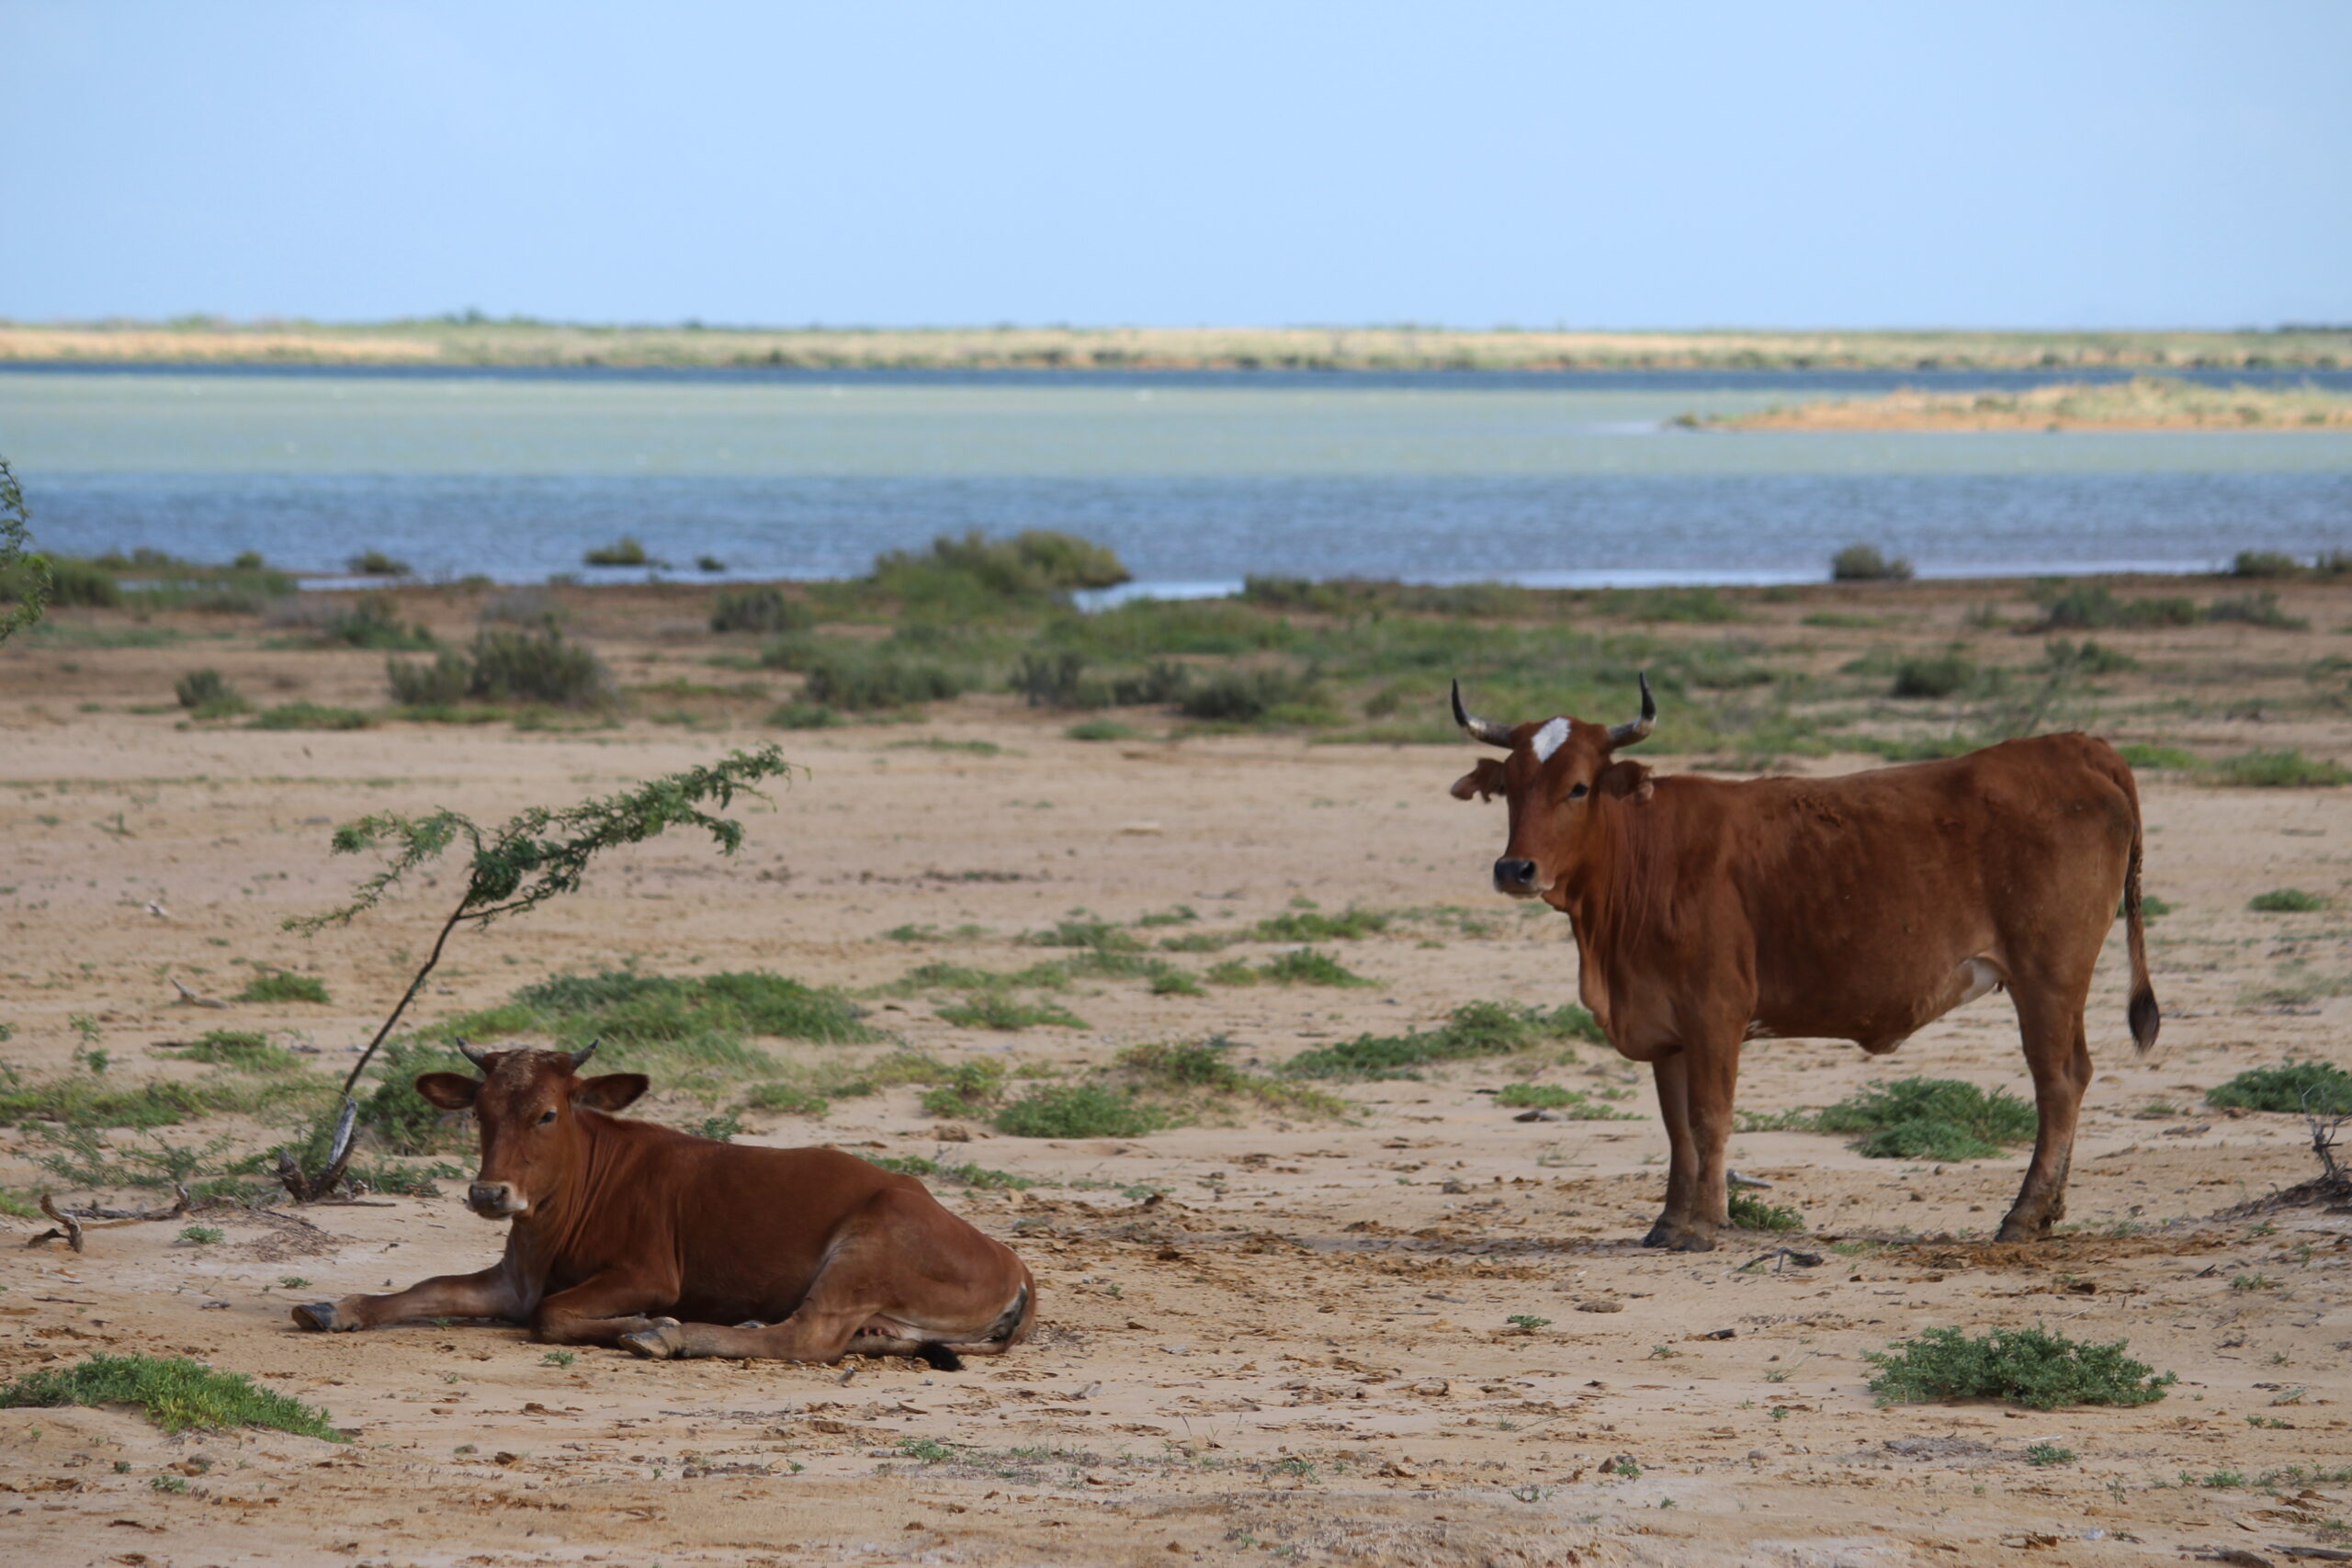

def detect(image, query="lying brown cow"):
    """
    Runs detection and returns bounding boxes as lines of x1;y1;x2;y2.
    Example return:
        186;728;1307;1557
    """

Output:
1451;674;2156;1251
291;1043;1034;1367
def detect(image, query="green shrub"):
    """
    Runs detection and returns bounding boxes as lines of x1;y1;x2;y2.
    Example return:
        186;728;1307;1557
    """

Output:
1865;1325;2175;1409
503;968;878;1048
1177;666;1320;723
995;1084;1167;1138
584;536;652;567
2041;638;2137;675
915;1060;1008;1117
322;593;436;650
711;586;811;635
162;1029;299;1072
800;649;966;710
386;649;471;706
2031;581;2197;631
0;1354;346;1440
467;625;611;706
1728;1193;1805;1232
1026;917;1144;954
252;703;372;730
2205;591;2308;630
31;557;121;608
2205;1060;2352;1115
344;1038;479;1155
2113;742;2198;770
867;529;1129;615
2025;1441;2077;1467
1284;1000;1601;1079
1889;654;1974;699
1814;1077;2037;1159
2249;887;2330;913
348;549;411;577
2211;749;2351;787
174;668;248;716
236;971;330;1004
1068;718;1137;740
1832;544;1914;582
176;1224;223;1246
2230;549;2304;580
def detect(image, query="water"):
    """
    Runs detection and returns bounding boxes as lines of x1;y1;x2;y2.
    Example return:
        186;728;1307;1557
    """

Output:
4;366;2349;592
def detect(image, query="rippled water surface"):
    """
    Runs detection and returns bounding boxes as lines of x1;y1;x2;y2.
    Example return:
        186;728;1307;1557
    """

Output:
6;367;2349;589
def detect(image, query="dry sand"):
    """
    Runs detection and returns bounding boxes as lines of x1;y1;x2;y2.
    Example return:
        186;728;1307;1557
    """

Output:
3;581;2349;1566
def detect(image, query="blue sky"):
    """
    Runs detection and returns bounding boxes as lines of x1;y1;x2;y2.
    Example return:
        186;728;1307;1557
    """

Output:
5;1;2347;329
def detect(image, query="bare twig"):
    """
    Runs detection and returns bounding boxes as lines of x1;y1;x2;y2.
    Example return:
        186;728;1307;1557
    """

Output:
30;1194;84;1251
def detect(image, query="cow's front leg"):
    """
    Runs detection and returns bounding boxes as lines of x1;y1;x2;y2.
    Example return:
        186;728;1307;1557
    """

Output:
1676;1035;1744;1253
1644;1052;1701;1248
291;1265;519;1334
532;1271;678;1346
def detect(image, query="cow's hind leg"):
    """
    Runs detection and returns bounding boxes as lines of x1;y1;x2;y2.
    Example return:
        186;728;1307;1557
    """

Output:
1996;991;2094;1243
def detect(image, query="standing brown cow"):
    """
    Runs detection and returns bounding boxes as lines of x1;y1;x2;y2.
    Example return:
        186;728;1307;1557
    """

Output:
1450;674;2156;1251
291;1043;1034;1366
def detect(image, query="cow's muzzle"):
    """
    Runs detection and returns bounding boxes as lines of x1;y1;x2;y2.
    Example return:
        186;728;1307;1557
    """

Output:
1492;857;1542;897
467;1181;526;1218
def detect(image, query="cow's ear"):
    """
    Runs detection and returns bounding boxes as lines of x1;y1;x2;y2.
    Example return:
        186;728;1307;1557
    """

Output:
574;1072;650;1111
1599;760;1654;803
415;1073;481;1110
1451;758;1508;802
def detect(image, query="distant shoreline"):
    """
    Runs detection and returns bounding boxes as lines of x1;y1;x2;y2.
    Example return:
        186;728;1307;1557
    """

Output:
1707;376;2352;432
2;321;2346;373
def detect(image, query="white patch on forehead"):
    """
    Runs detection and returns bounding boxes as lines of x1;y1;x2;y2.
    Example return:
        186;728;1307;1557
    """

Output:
1530;717;1571;762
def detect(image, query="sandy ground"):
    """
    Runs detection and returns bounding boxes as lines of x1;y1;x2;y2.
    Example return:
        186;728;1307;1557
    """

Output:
3;581;2350;1567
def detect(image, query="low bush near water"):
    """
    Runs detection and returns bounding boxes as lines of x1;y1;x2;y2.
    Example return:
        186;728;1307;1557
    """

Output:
1832;543;1914;581
710;586;812;635
0;1354;346;1440
1865;1325;2176;1409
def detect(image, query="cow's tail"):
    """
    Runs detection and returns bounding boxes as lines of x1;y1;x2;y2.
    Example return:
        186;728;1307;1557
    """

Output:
2120;780;2160;1055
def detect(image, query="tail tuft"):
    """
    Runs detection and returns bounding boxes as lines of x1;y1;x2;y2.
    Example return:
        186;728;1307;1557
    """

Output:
2129;981;2160;1055
915;1341;965;1372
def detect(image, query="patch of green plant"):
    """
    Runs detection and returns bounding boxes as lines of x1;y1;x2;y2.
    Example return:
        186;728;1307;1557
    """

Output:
496;968;879;1048
939;993;1088;1031
995;1083;1167;1139
161;1029;300;1072
2041;638;2137;676
868;1153;1039;1190
1148;968;1204;996
348;548;410;577
916;1059;1009;1118
1066;719;1136;741
739;1081;830;1117
2205;591;2308;630
252;703;372;731
0;1354;346;1441
1113;1036;1346;1120
1815;1077;2036;1160
2030;581;2197;631
1256;947;1373;987
2205;1060;2352;1115
2249;887;2330;913
2230;549;2306;580
176;1224;223;1246
2209;749;2350;788
1158;930;1230;953
0;457;51;642
1283;1000;1601;1080
2024;1441;2076;1466
1728;1194;1805;1233
1732;1106;1818;1133
710;586;813;636
1864;1324;2176;1410
2113;742;2199;771
1493;1081;1636;1119
319;593;437;650
236;971;331;1004
850;529;1129;618
174;668;249;716
1889;653;1976;700
1177;665;1326;724
583;536;654;567
1248;906;1390;942
1832;544;1913;582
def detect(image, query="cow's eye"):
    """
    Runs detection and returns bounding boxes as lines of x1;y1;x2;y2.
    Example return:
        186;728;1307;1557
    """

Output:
537;1109;557;1127
1568;783;1589;800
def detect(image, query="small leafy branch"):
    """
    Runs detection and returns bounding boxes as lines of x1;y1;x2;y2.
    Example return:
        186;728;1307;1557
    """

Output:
275;744;794;1200
0;457;51;646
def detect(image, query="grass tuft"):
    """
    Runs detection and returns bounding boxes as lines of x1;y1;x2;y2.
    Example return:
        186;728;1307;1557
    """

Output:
0;1354;347;1440
2205;1060;2352;1115
2210;749;2351;788
2248;887;2330;913
1727;1193;1805;1232
995;1084;1168;1139
1284;1000;1601;1080
236;971;330;1004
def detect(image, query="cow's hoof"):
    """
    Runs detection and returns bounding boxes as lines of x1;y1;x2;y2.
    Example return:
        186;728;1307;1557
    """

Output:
290;1301;346;1333
1666;1231;1718;1254
1639;1221;1675;1248
1992;1219;2044;1244
620;1318;686;1359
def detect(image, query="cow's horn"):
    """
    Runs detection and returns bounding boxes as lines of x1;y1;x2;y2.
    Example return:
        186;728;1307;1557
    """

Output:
569;1038;600;1070
455;1036;492;1069
1452;679;1515;748
1607;671;1657;749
